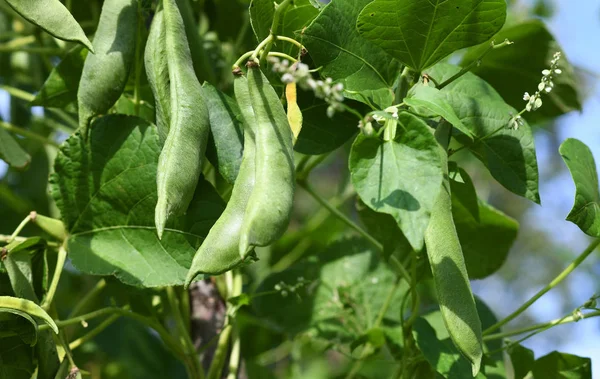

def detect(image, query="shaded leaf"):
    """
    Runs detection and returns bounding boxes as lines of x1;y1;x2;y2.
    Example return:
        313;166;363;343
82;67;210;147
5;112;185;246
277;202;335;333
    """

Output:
531;351;591;379
0;337;34;379
508;344;535;379
349;112;444;251
559;138;600;237
461;20;581;125
0;128;31;170
50;115;225;287
302;0;400;108
356;0;506;71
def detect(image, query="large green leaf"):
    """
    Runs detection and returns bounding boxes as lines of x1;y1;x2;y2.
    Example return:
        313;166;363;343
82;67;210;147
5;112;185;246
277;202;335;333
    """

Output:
31;45;87;110
349;112;444;251
302;0;400;108
508;344;535;379
203;83;244;184
254;237;406;340
356;0;506;71
450;168;519;279
559;138;600;237
50;115;225;287
0;128;30;170
0;337;34;379
461;20;581;125
427;63;540;203
531;351;591;379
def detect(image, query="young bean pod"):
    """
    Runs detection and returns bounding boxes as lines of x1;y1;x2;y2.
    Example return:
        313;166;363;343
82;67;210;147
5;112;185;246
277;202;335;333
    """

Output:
155;0;210;238
144;4;170;144
185;73;256;285
239;63;295;258
77;0;137;136
424;122;483;376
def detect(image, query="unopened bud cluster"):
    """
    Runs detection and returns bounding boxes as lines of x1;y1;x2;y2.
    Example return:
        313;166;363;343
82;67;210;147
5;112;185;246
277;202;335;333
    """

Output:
273;276;309;298
509;52;562;130
269;56;345;118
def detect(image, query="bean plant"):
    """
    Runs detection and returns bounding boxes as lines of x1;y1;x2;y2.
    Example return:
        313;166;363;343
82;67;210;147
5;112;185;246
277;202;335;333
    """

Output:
0;0;597;378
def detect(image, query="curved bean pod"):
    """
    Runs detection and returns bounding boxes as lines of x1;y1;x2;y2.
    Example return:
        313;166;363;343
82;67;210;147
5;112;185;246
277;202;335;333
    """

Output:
144;5;171;144
77;0;137;135
155;0;210;238
185;74;256;285
5;0;93;51
239;63;295;258
424;122;483;376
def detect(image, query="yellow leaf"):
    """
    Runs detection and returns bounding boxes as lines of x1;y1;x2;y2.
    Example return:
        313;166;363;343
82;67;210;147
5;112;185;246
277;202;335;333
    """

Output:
285;82;303;144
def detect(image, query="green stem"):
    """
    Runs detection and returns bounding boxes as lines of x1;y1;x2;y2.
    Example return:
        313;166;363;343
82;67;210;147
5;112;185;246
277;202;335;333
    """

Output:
298;180;383;253
270;0;293;34
483;310;600;342
69;313;120;350
167;287;204;379
41;245;67;311
374;277;402;327
436;39;513;90
68;279;107;318
483;238;600;335
0;234;59;248
207;325;232;379
267;51;297;62
250;34;273;61
226;326;241;379
395;66;413;102
275;35;304;50
0;121;60;148
7;214;33;243
133;8;144;117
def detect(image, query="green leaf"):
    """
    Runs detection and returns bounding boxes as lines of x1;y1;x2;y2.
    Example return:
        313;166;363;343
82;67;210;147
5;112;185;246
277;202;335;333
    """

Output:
31;45;87;110
450;168;519;279
349;112;444;251
294;91;361;155
405;84;474;141
460;20;581;125
302;0;400;108
249;0;273;42
559;138;600;237
203;83;244;184
50;115;225;287
356;0;506;71
0;337;34;379
508;344;535;379
0;296;58;334
3;250;39;303
0;310;37;346
254;237;407;340
531;351;591;379
0;128;31;170
427;63;540;203
4;0;93;51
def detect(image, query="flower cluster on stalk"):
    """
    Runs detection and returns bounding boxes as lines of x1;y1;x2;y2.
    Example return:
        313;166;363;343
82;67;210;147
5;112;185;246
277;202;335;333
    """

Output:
509;52;562;130
269;56;345;118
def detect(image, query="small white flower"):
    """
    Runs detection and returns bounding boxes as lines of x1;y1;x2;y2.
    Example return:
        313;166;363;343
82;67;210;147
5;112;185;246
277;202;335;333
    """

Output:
534;97;543;110
542;69;551;76
523;92;531;101
545;86;553;93
281;73;294;83
538;82;545;91
554;68;562;74
326;105;335;118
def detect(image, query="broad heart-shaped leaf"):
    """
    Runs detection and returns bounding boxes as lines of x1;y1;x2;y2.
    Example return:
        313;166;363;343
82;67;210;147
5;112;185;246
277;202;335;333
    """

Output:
50;115;225;287
531;351;591;379
31;45;87;110
0;128;30;170
414;298;506;378
302;0;400;108
356;0;506;71
405;84;474;141
460;20;581;125
559;138;600;237
294;90;362;155
349;112;444;251
253;237;407;340
426;63;540;203
450;168;519;279
203;83;244;184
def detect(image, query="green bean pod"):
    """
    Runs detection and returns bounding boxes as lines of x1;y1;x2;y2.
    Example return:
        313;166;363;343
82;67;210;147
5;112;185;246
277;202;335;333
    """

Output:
239;63;295;258
144;5;171;144
424;123;483;376
155;0;210;239
5;0;93;51
185;74;256;285
77;0;137;136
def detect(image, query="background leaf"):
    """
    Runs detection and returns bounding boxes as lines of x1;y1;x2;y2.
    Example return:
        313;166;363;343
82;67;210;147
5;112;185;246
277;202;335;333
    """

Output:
302;0;400;108
531;351;592;379
460;20;582;125
356;0;506;71
0;128;31;170
50;115;225;287
427;63;540;203
559;138;600;237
